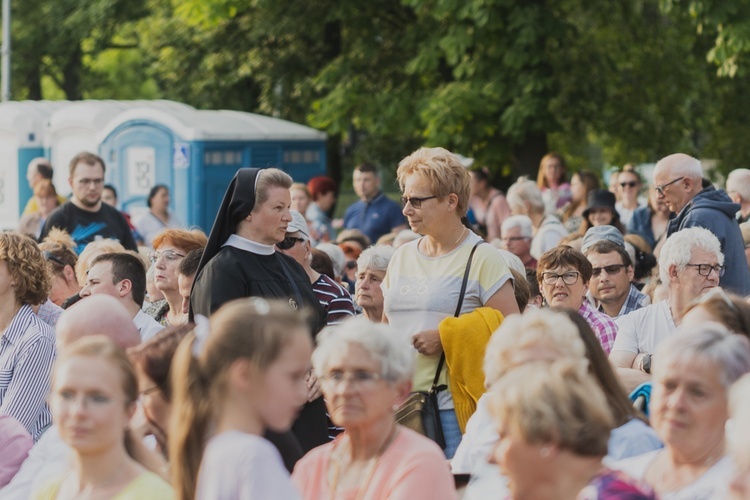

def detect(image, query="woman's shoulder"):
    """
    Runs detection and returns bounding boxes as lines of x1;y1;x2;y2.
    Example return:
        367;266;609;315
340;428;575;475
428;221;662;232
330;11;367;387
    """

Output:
611;449;661;480
390;426;448;459
118;471;174;499
30;475;63;500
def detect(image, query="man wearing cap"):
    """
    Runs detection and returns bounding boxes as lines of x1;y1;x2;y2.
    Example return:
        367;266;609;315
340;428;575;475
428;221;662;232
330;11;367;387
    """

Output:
343;163;407;244
277;211;355;326
654;153;750;294
581;228;649;319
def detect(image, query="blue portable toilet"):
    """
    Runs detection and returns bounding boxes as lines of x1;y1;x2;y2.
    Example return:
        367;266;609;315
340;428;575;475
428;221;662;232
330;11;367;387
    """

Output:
44;100;195;200
0;100;69;230
97;106;327;231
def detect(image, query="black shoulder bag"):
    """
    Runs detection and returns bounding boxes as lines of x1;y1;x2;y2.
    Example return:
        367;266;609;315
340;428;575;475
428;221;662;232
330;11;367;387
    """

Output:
394;240;484;448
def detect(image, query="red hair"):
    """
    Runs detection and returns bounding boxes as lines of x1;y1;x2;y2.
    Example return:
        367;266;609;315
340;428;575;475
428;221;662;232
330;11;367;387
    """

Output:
307;176;337;201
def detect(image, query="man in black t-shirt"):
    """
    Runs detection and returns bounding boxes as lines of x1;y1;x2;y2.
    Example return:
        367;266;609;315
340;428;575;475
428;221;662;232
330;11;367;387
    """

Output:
40;152;137;253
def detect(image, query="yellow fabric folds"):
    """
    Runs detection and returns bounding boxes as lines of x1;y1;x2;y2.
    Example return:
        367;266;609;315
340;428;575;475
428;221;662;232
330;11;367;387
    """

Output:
439;307;504;432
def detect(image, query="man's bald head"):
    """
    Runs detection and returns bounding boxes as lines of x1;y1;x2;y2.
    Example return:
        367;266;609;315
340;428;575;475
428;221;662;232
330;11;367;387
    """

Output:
56;294;140;349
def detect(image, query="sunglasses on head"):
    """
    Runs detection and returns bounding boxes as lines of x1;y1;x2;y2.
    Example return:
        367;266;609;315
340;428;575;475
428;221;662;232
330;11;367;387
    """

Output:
276;236;306;250
43;251;68;268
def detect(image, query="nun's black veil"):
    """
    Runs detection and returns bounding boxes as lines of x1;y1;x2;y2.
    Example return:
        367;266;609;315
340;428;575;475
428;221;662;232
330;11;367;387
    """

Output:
195;168;261;283
189;168;261;320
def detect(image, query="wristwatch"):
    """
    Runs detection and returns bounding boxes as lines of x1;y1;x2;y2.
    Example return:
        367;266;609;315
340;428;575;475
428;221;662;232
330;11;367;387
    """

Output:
640;353;652;374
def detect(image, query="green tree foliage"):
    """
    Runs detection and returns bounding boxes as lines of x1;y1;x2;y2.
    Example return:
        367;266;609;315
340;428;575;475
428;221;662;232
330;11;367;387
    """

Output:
10;0;149;100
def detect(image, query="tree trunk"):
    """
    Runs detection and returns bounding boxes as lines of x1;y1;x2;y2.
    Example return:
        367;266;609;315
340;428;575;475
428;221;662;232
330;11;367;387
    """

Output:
511;132;548;180
61;43;83;100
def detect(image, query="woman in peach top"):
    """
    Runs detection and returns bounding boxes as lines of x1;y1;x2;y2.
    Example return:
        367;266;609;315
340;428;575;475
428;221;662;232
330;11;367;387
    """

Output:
292;318;456;499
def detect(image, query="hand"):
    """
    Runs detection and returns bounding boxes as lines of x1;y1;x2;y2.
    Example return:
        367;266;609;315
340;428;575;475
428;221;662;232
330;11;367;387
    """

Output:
412;329;443;356
306;370;322;402
129;403;167;448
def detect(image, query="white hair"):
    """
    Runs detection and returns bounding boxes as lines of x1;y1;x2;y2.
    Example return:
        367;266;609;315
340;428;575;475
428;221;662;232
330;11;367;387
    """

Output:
356;245;395;273
507;178;545;214
727;168;750;202
654;153;703;180
316;243;346;279
501;215;533;238
729;373;750;458
483;308;586;386
654;322;750;388
312;317;414;382
658;227;724;284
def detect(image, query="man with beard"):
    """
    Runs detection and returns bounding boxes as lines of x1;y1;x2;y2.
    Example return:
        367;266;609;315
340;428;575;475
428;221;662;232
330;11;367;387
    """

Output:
40;152;136;253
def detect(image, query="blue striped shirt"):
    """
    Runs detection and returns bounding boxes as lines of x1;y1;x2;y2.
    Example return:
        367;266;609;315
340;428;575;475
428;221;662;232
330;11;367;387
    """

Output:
0;304;56;441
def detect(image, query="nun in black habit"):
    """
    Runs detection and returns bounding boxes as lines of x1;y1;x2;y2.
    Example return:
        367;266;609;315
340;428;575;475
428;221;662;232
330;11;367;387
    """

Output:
190;167;328;467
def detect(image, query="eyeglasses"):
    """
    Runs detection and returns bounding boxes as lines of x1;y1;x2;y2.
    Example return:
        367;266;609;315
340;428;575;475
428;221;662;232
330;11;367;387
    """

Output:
276;236;306;250
148;250;185;264
400;195;437;208
43;251;68;268
319;370;384;389
686;263;726;277
541;271;580;285
502;236;529;244
591;264;626;277
655;177;685;196
620;181;638;188
76;178;104;187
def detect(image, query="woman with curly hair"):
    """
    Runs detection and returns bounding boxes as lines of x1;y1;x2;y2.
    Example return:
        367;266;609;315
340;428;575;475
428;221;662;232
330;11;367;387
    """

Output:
0;232;56;441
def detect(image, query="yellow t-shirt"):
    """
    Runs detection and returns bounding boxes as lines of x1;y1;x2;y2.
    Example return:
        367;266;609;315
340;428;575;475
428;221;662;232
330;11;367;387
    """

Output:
33;471;173;500
23;194;68;216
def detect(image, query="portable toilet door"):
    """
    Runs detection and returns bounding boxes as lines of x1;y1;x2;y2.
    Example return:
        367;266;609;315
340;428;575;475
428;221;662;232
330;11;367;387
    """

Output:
0;100;68;231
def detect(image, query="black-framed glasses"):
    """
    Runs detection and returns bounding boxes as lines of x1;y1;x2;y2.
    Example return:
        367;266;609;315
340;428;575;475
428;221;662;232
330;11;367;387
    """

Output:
591;264;626;277
620;181;638;188
43;251;68;268
686;263;726;277
276;236;305;250
541;271;581;285
655;177;685;196
400;195;437;208
148;250;185;264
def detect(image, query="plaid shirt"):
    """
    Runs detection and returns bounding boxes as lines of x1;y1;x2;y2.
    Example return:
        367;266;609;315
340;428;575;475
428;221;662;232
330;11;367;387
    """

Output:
579;301;618;354
597;284;651;319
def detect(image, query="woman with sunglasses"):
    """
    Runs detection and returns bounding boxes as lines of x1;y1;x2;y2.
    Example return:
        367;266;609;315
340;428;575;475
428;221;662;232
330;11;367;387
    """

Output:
615;165;644;227
383;147;519;458
190;167;328;463
144;228;207;326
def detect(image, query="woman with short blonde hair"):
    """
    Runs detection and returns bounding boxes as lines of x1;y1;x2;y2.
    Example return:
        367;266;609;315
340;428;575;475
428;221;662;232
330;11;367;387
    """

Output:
384;147;519;457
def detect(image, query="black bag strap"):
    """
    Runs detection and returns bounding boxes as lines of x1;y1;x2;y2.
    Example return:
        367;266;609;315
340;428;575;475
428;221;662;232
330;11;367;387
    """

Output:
431;239;484;391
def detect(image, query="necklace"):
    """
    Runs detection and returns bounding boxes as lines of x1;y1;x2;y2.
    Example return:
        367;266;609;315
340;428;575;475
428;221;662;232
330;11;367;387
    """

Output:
328;426;399;500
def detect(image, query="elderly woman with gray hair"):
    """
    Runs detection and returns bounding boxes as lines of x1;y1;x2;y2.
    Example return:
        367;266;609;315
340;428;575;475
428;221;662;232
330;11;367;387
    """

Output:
354;245;395;321
615;323;750;498
292;318;456;499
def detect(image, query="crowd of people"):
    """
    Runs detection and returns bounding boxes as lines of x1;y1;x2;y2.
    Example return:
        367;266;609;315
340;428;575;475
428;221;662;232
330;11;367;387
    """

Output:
1;147;750;499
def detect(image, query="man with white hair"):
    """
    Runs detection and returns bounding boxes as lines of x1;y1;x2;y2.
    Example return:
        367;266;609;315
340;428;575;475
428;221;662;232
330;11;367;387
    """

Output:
500;215;536;269
653;153;749;294
726;168;750;224
609;227;724;391
506;178;566;260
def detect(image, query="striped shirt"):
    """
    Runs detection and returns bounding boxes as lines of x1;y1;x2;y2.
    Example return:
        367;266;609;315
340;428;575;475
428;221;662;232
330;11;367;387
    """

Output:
578;300;618;354
0;304;56;441
312;274;355;326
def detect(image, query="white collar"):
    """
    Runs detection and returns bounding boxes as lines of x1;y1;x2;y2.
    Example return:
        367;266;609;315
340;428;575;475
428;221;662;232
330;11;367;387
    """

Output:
222;234;275;255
